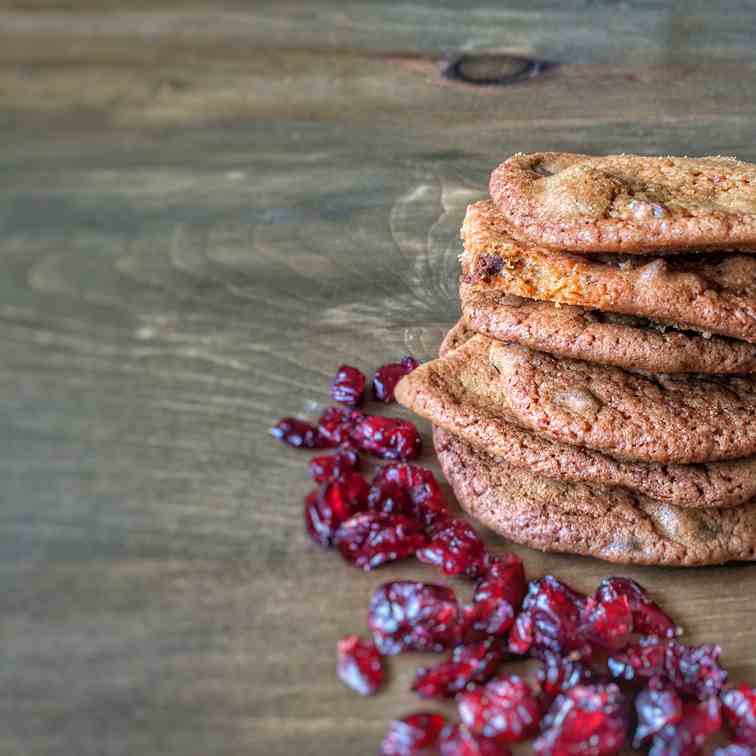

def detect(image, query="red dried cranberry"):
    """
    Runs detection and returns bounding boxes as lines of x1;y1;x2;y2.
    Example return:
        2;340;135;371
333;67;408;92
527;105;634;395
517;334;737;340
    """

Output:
484;552;525;583
334;512;427;571
371;463;449;527
665;641;727;700
303;473;369;547
373;356;420;403
595;576;680;639
463;554;526;639
308;449;359;483
380;712;446;756
336;634;384;696
401;355;420;370
509;576;590;658
416;518;488;578
633;679;684;747
317;406;364;447
270;417;327;448
722;684;756;745
537;651;597;699
412;638;504;699
608;637;727;700
458;674;542;744
413;500;449;530
534;683;628;756
648;697;722;756
439;724;509;756
368;581;461;655
607;635;667;681
580;593;634;650
373;462;441;502
351;415;422;461
331;364;366;407
367;480;414;515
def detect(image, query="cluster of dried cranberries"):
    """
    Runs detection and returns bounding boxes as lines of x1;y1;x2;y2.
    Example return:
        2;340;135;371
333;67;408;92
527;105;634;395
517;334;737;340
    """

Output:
272;361;756;756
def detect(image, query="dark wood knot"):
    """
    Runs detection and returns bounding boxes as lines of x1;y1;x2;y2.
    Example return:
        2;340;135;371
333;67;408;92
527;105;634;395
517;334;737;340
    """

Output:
442;54;554;86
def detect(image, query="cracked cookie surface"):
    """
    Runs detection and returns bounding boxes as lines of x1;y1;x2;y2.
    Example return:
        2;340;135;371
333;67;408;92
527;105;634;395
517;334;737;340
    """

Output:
490;152;756;254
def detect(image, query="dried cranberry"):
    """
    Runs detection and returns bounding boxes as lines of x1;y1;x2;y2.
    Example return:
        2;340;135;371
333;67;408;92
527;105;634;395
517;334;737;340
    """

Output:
458;675;542;744
270;417;326;448
537;651;597;699
334;512;427;571
607;635;667;681
416;518;488;578
373;356;420;403
371;463;448;526
580;593;634;650
484;552;526;584
304;491;327;545
336;634;384;696
317;406;364;447
380;712;446;756
609;637;726;700
401;355;420;370
351;415;422;461
331;364;366;407
367;480;414;515
303;473;369;547
665;641;727;700
648;697;722;756
373;462;441;502
534;683;628;756
595;577;680;639
633;680;684;747
722;684;756;745
368;581;461;655
509;576;590;658
308;449;359;483
439;724;509;756
415;502;449;530
412;638;504;699
463;554;526;639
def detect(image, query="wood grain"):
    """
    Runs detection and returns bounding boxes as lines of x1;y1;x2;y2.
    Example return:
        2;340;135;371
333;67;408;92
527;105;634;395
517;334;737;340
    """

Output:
1;2;756;755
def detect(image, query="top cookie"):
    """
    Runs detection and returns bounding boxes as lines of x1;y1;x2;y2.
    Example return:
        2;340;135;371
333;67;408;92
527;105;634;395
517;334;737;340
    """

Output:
490;152;756;254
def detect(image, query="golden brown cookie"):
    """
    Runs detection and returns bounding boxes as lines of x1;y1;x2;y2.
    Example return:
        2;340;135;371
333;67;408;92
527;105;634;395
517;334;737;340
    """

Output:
395;331;756;506
461;200;756;344
490;152;756;254
434;427;756;567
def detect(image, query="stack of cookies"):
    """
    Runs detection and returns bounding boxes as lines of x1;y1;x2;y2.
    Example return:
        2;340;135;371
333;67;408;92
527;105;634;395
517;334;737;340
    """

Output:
396;152;756;566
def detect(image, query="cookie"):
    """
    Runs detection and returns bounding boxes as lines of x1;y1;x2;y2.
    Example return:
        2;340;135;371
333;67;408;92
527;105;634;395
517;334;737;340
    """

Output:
395;331;756;507
434;427;756;566
494;340;756;463
460;287;756;374
489;152;756;254
461;200;756;344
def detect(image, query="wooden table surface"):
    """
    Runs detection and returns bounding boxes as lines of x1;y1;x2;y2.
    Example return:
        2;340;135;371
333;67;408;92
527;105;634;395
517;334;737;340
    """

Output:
3;3;756;754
